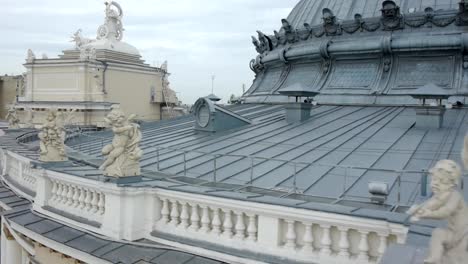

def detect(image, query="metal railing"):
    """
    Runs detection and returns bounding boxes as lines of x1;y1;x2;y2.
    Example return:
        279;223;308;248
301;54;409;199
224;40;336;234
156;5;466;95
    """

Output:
68;131;437;206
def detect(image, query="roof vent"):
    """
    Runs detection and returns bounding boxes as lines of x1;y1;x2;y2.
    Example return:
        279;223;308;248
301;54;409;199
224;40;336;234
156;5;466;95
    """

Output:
368;182;389;204
278;83;320;124
409;83;451;129
192;97;251;133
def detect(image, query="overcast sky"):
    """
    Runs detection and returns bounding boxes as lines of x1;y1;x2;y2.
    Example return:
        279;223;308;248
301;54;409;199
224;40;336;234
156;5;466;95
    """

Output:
0;0;299;104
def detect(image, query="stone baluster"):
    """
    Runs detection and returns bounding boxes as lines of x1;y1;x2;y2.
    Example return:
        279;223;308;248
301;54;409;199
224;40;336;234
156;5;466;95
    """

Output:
78;187;86;210
169;200;180;226
60;184;68;205
337;227;350;258
357;231;370;262
212;208;222;235
50;181;57;202
57;183;65;203
85;188;93;211
180;202;190;229
91;190;99;213
200;205;211;233
246;214;257;241
72;186;80;208
98;193;105;215
67;185;75;206
320;225;332;255
285;220;297;249
377;234;388;258
161;198;170;223
222;209;233;238
302;223;314;254
234;212;246;240
189;203;200;231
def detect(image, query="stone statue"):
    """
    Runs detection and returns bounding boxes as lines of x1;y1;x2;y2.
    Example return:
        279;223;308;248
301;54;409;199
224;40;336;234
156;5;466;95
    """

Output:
380;1;404;30
5;106;20;129
26;49;35;63
99;108;142;177
407;159;468;264
38;110;67;162
97;1;124;41
71;29;95;49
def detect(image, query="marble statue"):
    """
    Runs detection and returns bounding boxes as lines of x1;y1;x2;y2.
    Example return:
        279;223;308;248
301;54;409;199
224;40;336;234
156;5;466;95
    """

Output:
71;29;94;49
97;1;124;41
99;108;142;177
5;106;20;129
38;110;67;162
407;159;468;264
26;49;35;63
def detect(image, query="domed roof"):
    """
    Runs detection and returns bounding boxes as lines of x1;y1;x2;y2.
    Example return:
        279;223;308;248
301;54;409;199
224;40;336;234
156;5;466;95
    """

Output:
286;0;459;29
82;38;140;56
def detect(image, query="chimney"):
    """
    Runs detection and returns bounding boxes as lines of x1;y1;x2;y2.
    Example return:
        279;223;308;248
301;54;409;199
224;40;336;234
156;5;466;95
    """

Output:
409;83;450;129
278;83;320;124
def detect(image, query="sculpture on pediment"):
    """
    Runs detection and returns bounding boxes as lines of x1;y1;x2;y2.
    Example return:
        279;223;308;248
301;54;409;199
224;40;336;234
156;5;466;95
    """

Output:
297;23;312;40
251;36;263;54
5;106;20;129
26;49;35;63
407;157;468;264
99;108;142;177
97;1;124;41
381;1;404;31
281;19;297;43
322;8;342;36
38;109;67;162
71;29;95;50
457;0;468;26
256;31;273;53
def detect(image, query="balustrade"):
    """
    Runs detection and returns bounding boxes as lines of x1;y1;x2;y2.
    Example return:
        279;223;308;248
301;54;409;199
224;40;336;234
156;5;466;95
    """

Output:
48;180;105;223
157;197;258;244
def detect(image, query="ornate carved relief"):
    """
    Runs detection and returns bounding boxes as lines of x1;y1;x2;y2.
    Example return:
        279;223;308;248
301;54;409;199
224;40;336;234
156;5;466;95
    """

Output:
457;0;468;26
380;1;404;31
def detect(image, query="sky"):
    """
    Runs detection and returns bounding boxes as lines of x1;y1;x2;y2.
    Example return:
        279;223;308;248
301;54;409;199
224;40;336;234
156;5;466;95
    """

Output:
0;0;299;104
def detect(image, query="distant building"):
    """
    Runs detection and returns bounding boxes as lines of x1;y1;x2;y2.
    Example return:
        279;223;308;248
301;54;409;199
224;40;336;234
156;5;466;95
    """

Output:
15;1;180;127
0;75;21;119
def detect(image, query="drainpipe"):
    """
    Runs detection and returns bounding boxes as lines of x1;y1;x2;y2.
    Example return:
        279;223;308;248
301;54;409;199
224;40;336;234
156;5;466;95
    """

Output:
96;59;108;94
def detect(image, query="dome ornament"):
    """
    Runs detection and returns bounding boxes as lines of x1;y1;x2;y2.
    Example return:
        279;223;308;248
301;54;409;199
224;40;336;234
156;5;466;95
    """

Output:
97;1;124;41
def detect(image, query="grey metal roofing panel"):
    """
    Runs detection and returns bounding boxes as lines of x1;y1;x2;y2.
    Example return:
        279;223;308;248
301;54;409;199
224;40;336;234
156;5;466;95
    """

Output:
100;245;166;263
42;226;85;243
65;234;110;253
150;251;195;264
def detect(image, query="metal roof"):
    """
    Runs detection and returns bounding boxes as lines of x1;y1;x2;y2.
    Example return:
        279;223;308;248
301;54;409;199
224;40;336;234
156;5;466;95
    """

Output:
63;104;468;213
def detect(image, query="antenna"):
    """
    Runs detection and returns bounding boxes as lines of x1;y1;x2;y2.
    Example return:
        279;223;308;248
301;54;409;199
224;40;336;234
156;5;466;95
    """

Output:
211;75;215;94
